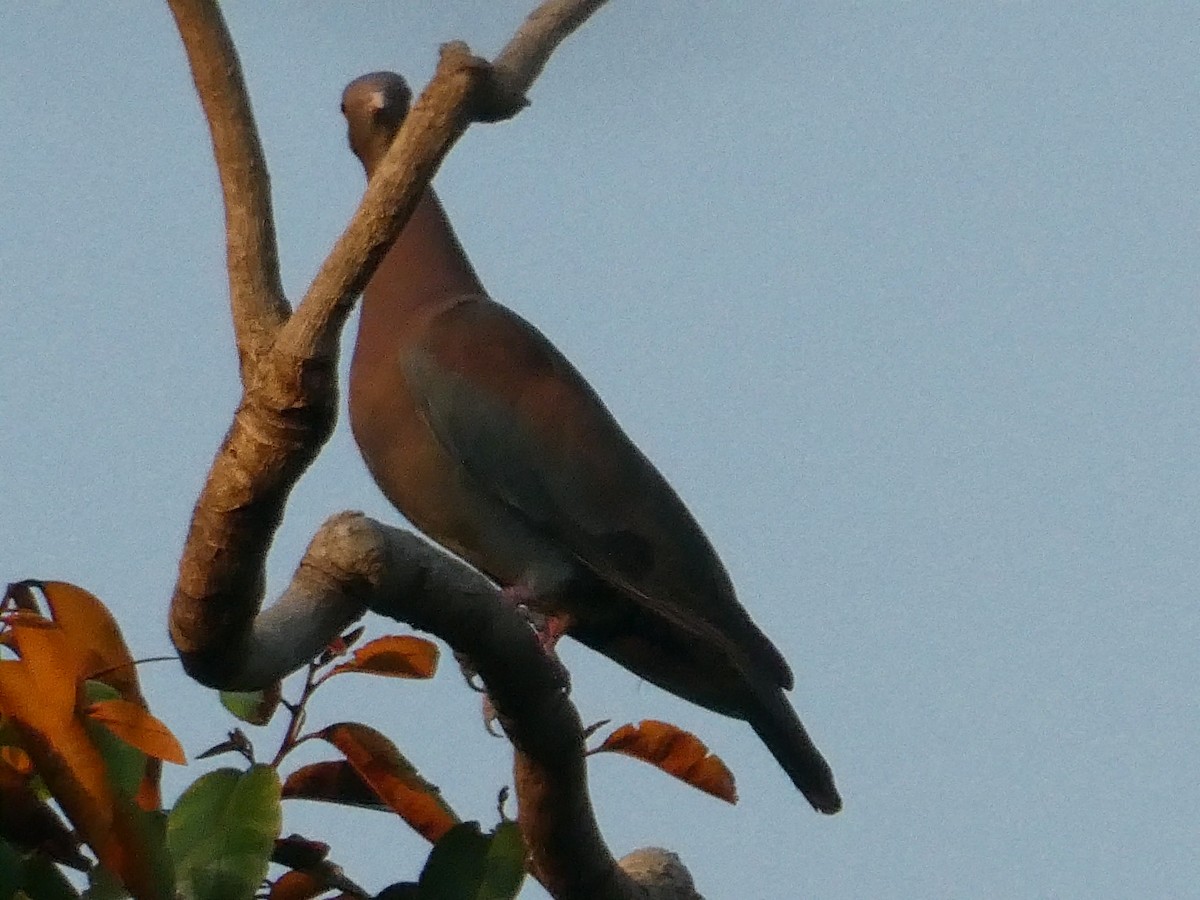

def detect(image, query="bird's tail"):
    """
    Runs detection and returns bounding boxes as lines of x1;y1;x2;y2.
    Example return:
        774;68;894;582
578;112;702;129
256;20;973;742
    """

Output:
747;684;842;814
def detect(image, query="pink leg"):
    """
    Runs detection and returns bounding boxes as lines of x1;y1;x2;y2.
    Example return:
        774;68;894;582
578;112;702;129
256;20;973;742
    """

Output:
538;612;570;653
475;585;571;735
499;584;572;654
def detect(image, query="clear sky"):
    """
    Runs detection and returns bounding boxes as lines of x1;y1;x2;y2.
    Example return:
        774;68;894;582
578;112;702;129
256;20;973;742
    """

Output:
3;4;1198;898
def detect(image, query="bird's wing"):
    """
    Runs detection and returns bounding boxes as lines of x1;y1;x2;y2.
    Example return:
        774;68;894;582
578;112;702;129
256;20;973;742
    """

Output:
404;296;792;688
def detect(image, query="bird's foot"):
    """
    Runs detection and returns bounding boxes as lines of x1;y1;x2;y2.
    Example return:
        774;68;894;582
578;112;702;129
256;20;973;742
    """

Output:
470;584;571;737
498;584;571;654
499;583;537;611
536;611;570;654
454;650;486;693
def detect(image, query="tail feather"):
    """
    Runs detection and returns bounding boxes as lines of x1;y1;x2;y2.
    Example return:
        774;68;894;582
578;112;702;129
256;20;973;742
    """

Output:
747;685;842;814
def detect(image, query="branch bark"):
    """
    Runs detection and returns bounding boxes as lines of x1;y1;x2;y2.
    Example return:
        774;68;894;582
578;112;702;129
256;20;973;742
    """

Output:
162;2;704;897
166;0;289;370
493;0;610;99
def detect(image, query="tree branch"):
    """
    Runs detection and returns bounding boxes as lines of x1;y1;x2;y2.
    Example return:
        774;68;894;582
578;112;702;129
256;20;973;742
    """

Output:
232;513;698;900
493;0;610;100
166;0;289;370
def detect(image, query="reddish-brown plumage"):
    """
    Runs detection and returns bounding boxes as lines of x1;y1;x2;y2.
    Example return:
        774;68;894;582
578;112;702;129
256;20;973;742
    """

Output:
343;72;841;813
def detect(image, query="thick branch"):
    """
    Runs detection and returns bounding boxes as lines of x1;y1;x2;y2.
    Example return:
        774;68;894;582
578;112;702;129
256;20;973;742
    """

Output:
166;0;289;368
236;513;696;900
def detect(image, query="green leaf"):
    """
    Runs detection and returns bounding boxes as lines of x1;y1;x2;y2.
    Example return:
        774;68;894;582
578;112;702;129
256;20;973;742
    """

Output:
82;681;145;798
167;765;281;900
0;838;22;900
218;687;279;727
418;821;526;900
374;884;420;899
16;852;82;899
419;823;487;900
85;863;132;899
480;822;526;900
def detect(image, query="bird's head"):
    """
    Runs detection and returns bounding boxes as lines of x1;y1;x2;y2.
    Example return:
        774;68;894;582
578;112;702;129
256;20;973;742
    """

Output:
341;71;412;178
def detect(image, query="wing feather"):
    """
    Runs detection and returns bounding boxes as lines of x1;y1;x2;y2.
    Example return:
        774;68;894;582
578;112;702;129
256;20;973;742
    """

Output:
404;297;792;688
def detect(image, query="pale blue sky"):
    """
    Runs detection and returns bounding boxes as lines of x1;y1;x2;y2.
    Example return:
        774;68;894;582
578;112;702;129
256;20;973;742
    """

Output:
3;4;1198;898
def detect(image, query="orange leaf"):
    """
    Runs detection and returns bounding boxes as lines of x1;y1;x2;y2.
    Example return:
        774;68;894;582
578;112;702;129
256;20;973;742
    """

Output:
136;757;163;811
1;745;33;775
596;720;738;803
329;635;439;680
282;760;389;811
318;723;457;842
39;581;145;704
0;615;85;722
87;698;186;765
16;581;164;809
0;616;164;895
269;870;328;900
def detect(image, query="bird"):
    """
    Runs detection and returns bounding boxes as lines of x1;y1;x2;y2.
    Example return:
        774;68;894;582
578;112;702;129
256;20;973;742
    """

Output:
341;71;842;814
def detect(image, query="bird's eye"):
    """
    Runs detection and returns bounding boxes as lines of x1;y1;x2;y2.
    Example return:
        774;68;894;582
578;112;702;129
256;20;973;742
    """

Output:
339;102;347;115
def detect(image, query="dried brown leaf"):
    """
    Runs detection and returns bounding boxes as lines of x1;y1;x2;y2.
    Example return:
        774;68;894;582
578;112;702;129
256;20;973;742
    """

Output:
329;635;439;680
318;723;457;842
596;719;737;803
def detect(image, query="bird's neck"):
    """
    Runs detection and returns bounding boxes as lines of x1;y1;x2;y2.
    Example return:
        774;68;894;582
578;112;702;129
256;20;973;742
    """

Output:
360;188;485;325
